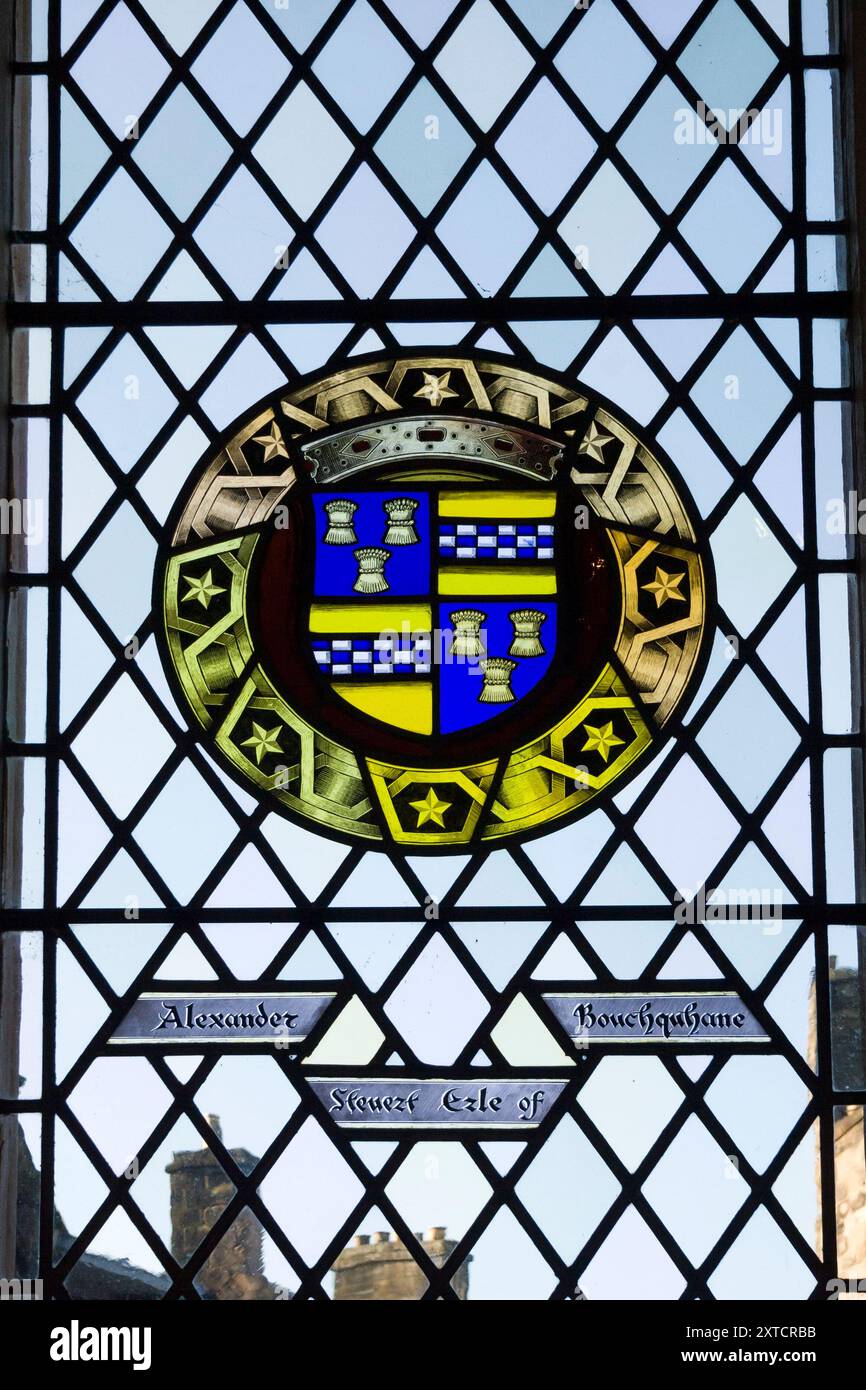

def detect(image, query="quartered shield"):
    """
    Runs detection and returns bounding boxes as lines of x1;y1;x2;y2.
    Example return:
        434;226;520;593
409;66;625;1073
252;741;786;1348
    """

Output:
305;426;562;743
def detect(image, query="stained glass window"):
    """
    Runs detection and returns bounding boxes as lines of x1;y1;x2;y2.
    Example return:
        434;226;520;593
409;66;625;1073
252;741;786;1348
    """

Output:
2;0;865;1317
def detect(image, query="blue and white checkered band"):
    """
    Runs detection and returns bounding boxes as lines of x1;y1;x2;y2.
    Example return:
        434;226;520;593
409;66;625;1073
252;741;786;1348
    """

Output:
312;633;433;677
438;522;555;561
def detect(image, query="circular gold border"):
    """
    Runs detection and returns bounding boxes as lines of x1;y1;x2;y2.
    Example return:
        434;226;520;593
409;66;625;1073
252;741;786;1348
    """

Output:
160;354;708;850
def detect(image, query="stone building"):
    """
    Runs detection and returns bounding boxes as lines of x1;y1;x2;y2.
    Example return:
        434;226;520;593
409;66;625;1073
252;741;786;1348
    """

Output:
166;1119;470;1299
808;962;866;1291
166;1116;274;1300
833;1105;866;1287
332;1228;470;1300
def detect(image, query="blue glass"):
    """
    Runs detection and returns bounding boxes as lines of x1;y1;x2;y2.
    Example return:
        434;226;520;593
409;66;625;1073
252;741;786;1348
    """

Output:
691;327;792;463
437;162;537;295
70;5;169;137
678;0;778;129
133;86;231;221
504;0;574;46
312;491;430;597
496;78;595;217
60;90;109;221
439;606;556;745
626;0;703;45
435;0;532;132
313;0;412;133
138;0;213;53
375;78;474;216
316;166;415;297
559;162;658;295
192;2;291;135
513;319;597;372
393;248;462;299
385;0;460;48
193;168;292;298
514;245;587;298
270;250;341;302
680;161;782;292
266;321;353;372
802;0;832;53
256;0;342;52
198;336;286;429
254;82;353;221
437;601;556;734
70;169;173;298
555;0;653;131
618;76;714;214
737;76;792;209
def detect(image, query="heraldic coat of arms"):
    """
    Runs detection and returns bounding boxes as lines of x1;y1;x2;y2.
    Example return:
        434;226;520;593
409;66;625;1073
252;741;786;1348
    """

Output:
159;354;709;850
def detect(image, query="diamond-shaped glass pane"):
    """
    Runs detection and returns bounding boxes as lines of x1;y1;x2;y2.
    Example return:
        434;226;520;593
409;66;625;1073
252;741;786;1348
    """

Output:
497;78;595;216
619;76;715;214
375;78;473;216
254;82;353;220
680;161;782;291
316;165;415;295
678;0;779;129
192;2;292;135
559;162;658;294
698;667;800;812
384;936;488;1063
437;161;536;294
69;170;173;298
691;326;792;462
133;85;231;220
435;0;532;132
313;0;412;134
70;4;170;137
711;494;798;635
194;168;293;298
555;0;654;131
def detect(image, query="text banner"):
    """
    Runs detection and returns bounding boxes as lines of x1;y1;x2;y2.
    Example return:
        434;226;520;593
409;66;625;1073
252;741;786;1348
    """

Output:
308;1078;567;1128
542;993;768;1044
110;992;336;1044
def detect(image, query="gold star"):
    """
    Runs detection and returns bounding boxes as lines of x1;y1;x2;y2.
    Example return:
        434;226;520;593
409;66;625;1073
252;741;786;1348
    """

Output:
578;422;615;462
414;371;459;408
581;721;626;764
241;722;283;765
642;566;687;608
253;422;288;461
183;569;225;610
409;786;452;829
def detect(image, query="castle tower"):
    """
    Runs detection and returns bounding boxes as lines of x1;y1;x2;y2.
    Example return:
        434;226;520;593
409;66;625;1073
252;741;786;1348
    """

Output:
165;1116;272;1300
332;1228;470;1300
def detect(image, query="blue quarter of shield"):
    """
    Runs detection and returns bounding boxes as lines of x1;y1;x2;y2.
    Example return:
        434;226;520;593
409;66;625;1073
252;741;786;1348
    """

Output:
437;601;557;734
312;491;430;597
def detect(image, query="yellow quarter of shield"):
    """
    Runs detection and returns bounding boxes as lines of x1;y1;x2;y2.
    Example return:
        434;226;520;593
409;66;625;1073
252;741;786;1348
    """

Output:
333;681;433;735
310;602;431;634
439;565;556;596
438;490;556;518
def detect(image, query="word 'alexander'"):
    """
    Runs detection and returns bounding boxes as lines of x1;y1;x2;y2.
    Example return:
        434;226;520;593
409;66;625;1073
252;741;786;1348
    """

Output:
573;999;747;1038
155;1001;299;1032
